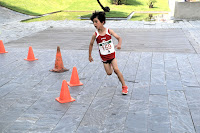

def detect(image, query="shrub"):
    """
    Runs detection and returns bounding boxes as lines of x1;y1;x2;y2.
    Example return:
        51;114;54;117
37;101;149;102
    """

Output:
146;0;157;8
110;0;127;5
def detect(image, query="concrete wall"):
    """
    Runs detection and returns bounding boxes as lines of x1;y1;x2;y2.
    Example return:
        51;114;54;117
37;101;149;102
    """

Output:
174;2;200;20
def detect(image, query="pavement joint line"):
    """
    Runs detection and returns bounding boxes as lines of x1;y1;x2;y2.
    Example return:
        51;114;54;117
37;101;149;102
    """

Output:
1;6;200;132
74;65;105;132
120;52;137;132
101;52;131;131
183;90;197;132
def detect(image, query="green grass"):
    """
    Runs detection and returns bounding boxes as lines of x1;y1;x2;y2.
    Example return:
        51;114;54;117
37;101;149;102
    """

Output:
0;0;170;21
0;0;102;15
23;11;130;23
23;12;92;22
81;11;129;18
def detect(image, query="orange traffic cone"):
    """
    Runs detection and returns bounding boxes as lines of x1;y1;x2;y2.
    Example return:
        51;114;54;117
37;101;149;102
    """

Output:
67;67;83;87
0;40;8;54
50;46;69;73
24;46;38;61
56;80;75;103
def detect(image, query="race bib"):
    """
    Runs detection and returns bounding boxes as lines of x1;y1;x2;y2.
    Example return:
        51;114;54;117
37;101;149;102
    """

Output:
98;39;115;55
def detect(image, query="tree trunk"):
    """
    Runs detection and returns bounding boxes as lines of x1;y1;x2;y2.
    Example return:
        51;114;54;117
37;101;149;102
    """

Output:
97;0;110;12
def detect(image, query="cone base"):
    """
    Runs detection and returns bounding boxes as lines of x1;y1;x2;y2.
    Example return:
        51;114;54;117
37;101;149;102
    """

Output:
24;58;38;61
50;68;69;73
67;82;83;87
0;51;8;54
55;97;75;103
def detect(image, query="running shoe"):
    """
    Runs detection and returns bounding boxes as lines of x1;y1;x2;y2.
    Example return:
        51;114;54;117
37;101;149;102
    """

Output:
122;86;128;95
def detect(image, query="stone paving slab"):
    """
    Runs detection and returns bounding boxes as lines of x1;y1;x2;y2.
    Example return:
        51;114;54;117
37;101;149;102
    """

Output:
6;28;196;53
1;45;200;132
2;5;200;133
1;23;200;133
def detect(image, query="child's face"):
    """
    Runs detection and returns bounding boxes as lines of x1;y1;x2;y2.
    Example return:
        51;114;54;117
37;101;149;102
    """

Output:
93;17;104;30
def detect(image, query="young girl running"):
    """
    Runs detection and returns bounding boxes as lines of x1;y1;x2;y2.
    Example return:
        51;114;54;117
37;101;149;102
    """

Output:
88;11;128;95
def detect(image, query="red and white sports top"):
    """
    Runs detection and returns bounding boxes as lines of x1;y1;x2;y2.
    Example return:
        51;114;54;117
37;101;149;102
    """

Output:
95;28;115;61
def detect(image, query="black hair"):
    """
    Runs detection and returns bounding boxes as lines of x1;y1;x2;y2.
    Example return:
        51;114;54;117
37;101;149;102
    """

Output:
90;11;106;24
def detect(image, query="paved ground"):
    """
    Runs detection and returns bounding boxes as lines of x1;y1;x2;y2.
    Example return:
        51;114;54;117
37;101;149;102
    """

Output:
6;28;195;53
1;6;200;133
0;6;31;24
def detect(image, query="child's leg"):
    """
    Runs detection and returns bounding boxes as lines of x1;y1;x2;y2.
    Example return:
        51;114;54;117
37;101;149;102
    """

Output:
111;58;126;86
103;63;113;75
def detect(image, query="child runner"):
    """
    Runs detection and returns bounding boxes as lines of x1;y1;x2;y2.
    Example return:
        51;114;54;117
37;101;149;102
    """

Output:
88;11;128;95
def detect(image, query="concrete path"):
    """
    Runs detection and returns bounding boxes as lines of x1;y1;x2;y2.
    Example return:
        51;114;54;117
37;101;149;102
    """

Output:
6;28;195;53
0;6;31;24
1;6;200;133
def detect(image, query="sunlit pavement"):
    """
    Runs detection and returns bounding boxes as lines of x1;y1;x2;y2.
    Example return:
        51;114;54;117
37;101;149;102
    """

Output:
1;6;200;133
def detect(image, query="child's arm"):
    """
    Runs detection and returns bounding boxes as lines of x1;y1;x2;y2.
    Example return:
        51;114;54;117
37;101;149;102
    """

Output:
89;33;96;62
109;29;122;49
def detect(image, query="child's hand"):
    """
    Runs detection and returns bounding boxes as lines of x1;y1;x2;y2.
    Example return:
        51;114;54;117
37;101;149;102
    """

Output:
89;56;93;62
115;44;121;50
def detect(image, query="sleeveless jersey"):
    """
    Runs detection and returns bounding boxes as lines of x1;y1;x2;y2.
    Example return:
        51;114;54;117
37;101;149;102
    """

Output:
95;28;115;61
